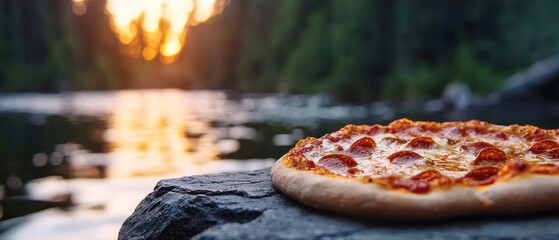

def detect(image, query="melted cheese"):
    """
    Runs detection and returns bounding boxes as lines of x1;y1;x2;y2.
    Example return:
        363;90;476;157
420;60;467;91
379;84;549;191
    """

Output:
302;127;558;179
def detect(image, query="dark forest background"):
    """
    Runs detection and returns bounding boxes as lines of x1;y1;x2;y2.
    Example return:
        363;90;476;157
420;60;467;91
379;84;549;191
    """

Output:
2;0;559;102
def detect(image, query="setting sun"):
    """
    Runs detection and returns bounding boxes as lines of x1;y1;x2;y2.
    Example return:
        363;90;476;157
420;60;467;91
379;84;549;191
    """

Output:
73;0;228;64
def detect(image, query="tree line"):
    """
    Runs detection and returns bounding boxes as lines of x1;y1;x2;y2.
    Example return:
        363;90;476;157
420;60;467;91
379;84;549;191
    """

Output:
2;0;559;102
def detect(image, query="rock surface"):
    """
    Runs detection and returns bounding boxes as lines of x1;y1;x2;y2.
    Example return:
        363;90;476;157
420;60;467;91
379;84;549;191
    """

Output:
442;82;473;110
500;55;559;102
120;168;559;239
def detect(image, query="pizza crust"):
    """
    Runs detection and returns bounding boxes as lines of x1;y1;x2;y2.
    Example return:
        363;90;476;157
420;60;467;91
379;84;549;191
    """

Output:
271;158;559;220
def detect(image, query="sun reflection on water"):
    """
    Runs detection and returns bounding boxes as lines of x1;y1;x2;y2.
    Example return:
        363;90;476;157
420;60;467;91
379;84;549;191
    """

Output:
105;90;218;178
2;89;384;239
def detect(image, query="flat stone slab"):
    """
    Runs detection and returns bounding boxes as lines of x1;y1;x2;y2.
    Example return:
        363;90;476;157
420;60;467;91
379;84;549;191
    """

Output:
119;168;559;239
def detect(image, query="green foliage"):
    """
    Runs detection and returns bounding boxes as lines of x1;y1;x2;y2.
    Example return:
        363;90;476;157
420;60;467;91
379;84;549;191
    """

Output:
3;0;559;102
450;44;505;94
381;64;448;101
381;44;507;100
0;0;132;92
282;7;330;93
238;0;559;101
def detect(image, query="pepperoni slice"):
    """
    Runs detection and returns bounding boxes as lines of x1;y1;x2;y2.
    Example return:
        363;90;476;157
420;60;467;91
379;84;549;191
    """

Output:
471;126;492;135
463;167;499;186
318;154;357;171
473;147;507;165
543;148;559;159
406;137;435;149
411;170;441;181
300;139;322;153
364;124;384;135
446;138;460;145
384;127;397;134
348;137;376;157
495;132;509;140
461;141;495;154
528;140;559;154
353;137;376;147
388;151;423;164
524;128;552;142
347;167;363;175
325;133;350;142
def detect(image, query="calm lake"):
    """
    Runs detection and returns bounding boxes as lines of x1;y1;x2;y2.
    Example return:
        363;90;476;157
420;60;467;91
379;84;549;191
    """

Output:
0;89;558;239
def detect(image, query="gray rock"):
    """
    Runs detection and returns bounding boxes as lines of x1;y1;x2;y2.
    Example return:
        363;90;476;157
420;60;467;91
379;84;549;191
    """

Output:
442;82;473;110
500;55;559;102
119;169;559;240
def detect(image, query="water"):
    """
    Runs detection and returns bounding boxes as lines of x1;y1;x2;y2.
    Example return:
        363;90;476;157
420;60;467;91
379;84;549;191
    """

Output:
0;89;558;239
0;90;379;190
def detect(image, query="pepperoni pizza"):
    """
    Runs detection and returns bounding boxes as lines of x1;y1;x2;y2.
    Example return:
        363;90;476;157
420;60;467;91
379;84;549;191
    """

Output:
270;118;559;220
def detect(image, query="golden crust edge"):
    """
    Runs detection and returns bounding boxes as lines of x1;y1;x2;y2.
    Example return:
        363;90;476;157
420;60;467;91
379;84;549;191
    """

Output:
270;158;559;220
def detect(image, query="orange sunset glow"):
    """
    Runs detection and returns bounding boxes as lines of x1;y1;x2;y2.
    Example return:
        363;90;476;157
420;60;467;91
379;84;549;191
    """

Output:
73;0;229;64
105;90;218;178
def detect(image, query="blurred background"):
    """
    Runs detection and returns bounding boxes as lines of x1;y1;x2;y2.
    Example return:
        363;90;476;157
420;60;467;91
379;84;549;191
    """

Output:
2;0;559;239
